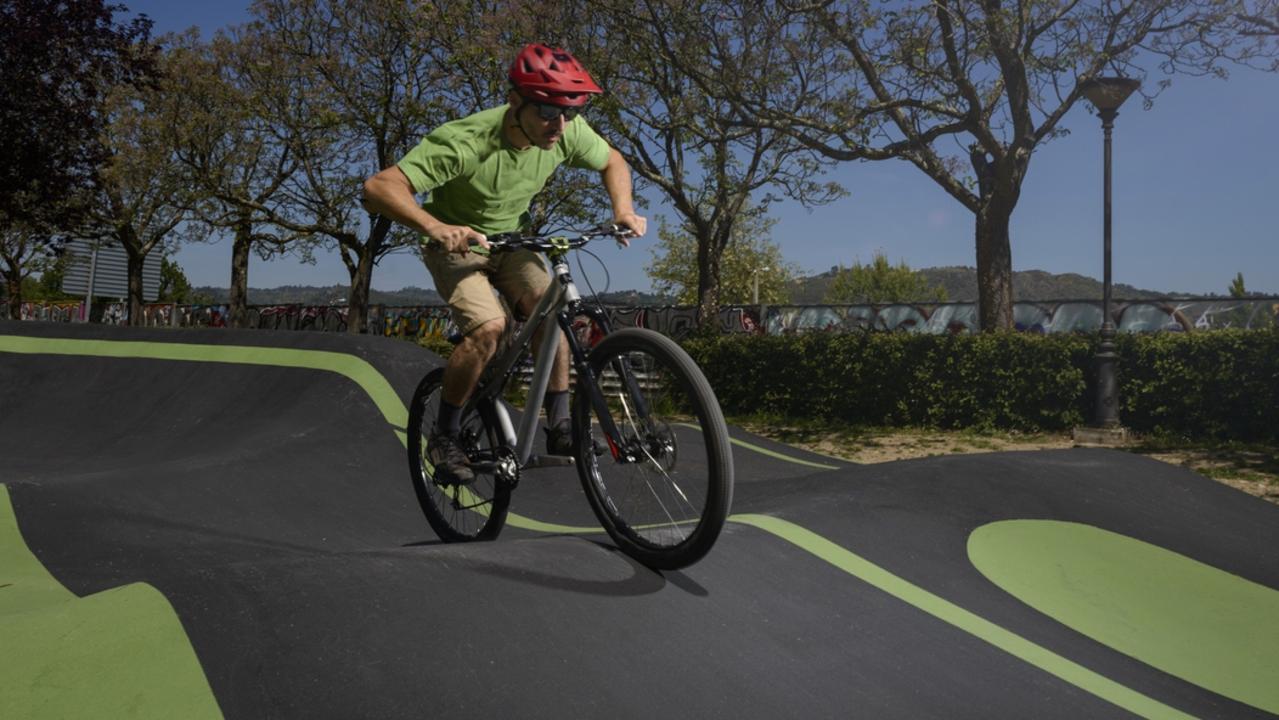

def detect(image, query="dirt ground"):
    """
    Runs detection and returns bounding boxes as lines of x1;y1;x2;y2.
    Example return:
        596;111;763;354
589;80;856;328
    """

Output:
738;422;1279;506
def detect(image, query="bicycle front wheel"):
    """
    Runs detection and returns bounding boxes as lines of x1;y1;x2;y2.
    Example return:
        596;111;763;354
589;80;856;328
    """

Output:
574;328;734;570
407;368;511;542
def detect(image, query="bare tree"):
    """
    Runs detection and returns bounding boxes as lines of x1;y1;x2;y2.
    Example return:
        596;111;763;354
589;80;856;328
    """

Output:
85;65;202;323
647;206;799;305
0;222;55;317
243;0;459;333
701;0;1277;330
1237;0;1279;38
161;30;304;327
573;0;844;327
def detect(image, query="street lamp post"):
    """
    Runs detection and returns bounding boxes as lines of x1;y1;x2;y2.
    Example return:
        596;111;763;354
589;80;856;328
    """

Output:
752;266;770;335
751;267;769;306
1080;76;1140;433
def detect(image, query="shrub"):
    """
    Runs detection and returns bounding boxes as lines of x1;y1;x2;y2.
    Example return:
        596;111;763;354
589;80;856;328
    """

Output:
684;330;1279;440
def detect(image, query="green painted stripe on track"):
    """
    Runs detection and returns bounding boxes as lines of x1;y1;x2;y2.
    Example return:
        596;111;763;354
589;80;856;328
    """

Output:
971;520;1279;715
0;334;1202;718
0;486;224;719
726;436;841;470
730;513;1196;720
0;335;408;431
674;422;842;470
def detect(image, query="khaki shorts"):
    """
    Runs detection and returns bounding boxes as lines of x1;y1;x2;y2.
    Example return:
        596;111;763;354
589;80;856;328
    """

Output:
422;246;550;336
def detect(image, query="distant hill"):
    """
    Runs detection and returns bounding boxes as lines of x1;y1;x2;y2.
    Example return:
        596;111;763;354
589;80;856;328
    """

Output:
192;284;670;306
195;268;1189;308
593;289;673;305
786;266;1179;304
194;285;443;306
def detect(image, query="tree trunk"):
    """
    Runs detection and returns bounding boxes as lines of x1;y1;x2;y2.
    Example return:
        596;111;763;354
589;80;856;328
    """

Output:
346;246;374;334
974;194;1016;332
695;236;722;332
228;217;252;329
125;240;145;327
4;274;20;319
345;219;388;335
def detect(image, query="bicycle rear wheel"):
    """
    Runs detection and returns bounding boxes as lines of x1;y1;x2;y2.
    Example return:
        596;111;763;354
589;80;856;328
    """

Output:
407;368;511;542
574;328;734;569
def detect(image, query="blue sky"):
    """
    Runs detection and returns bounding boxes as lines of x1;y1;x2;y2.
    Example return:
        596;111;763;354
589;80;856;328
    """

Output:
132;2;1279;297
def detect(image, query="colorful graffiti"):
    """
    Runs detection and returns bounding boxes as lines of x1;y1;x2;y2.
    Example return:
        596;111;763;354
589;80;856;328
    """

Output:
14;302;82;322
140;304;176;327
247;305;348;332
6;298;1276;337
757;299;1279;336
179;305;228;328
371;305;452;340
599;305;759;337
101;303;128;325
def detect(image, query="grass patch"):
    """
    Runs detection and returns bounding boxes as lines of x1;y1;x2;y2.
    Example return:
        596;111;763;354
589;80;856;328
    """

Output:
730;413;1279;504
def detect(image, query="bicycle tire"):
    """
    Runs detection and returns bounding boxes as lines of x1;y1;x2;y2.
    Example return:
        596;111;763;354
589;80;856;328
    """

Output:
407;368;511;542
573;328;734;569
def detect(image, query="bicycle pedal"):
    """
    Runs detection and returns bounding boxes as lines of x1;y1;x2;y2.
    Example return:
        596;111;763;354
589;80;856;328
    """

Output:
524;454;576;469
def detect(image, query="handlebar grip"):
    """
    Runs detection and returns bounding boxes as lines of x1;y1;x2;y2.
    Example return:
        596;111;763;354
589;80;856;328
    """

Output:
588;223;635;238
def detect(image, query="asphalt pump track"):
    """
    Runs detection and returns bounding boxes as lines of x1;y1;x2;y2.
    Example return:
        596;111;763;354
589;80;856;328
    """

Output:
2;320;1277;719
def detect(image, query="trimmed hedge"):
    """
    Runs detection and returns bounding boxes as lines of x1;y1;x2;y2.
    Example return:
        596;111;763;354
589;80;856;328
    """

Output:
682;330;1279;441
1115;330;1279;441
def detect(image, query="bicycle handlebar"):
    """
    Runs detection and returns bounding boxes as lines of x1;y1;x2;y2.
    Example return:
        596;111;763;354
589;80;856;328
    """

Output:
483;225;636;253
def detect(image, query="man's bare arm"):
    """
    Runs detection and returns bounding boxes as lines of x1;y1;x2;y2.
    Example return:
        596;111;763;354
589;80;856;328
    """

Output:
362;166;488;252
600;148;646;245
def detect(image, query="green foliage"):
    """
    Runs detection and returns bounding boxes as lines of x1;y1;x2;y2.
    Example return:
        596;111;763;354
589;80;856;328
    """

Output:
683;330;1279;441
1229;272;1247;298
684;332;1088;432
824;253;948;303
24;256;78;302
37;258;68;299
1;222;62;307
157;256;194;303
0;0;158;230
647;212;798;304
1115;331;1279;441
417;334;455;359
17;276;38;299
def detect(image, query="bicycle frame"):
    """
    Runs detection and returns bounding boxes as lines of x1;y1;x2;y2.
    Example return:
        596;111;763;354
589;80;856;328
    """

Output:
463;249;630;468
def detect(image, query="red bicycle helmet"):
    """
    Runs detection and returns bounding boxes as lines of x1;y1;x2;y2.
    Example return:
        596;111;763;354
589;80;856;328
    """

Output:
508;43;602;107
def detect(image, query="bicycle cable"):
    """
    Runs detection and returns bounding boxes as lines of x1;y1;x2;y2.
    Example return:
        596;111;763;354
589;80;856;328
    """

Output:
575;244;612;317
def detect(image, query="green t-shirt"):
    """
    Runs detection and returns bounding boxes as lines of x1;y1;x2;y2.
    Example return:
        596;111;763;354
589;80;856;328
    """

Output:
396;104;611;236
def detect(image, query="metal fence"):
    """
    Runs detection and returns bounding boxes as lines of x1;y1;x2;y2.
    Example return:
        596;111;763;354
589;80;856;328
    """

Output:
5;297;1278;341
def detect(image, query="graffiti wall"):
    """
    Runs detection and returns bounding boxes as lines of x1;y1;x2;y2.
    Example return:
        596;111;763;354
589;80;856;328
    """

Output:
13;302;82;323
371;306;453;340
756;298;1279;336
248;305;348;332
6;298;1277;338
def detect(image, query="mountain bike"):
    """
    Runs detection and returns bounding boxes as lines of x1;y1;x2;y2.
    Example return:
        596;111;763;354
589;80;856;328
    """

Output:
405;225;734;570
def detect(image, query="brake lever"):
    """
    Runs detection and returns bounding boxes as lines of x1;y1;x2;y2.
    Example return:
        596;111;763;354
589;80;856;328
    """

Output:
612;225;636;248
483;231;523;250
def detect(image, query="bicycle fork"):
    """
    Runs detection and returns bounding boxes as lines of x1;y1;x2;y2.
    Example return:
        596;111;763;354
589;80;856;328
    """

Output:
558;307;654;465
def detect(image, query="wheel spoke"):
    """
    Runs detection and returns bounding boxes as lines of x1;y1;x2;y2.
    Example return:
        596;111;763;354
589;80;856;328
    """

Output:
407;374;510;542
579;332;729;564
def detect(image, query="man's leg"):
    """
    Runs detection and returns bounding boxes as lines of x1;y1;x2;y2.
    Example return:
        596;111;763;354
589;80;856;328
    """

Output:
441;316;507;409
420;245;506;484
512;290;581;455
426;318;505;486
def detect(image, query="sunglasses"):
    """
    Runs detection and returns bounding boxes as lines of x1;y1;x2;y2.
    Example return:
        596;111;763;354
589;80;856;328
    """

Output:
528;100;581;122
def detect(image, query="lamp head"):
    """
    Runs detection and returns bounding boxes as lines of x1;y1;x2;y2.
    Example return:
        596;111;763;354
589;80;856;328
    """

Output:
1080;77;1141;112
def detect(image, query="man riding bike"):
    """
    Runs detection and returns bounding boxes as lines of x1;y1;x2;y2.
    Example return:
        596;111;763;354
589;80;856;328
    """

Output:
362;43;647;486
